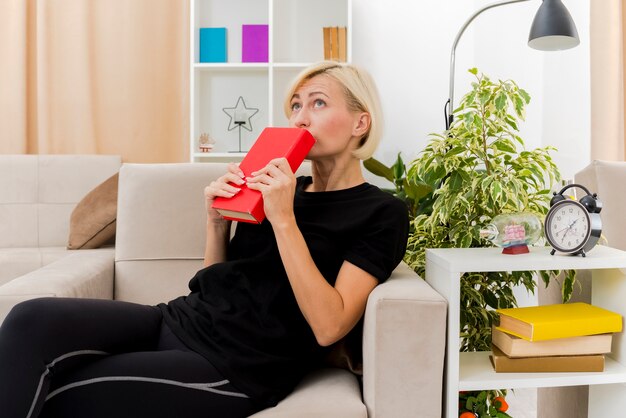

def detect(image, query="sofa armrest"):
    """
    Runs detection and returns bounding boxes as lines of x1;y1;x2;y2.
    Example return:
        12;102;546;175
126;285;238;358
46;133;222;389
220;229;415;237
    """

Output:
0;248;115;324
362;262;447;418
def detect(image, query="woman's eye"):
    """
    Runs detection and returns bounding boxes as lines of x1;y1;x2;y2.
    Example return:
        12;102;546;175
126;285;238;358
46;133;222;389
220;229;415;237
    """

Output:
290;102;301;112
314;99;325;108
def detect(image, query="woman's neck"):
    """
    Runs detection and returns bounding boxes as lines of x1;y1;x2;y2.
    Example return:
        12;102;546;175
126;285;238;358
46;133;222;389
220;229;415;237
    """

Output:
307;158;365;192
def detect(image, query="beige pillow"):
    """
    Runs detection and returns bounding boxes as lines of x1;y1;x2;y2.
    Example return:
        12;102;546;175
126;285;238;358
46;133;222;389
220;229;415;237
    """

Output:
67;172;119;249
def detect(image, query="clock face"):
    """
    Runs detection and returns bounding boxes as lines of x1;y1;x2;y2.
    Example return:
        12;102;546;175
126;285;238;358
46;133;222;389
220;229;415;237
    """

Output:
544;200;591;254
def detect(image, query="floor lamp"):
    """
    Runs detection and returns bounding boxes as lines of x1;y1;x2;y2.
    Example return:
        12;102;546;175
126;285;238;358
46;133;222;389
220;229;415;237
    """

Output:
446;0;580;130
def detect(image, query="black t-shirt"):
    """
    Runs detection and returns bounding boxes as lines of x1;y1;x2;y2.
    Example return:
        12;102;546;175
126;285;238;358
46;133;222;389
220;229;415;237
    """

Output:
159;176;409;407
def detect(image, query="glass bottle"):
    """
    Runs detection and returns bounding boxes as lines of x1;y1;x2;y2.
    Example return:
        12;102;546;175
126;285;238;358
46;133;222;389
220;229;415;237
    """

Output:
480;212;543;254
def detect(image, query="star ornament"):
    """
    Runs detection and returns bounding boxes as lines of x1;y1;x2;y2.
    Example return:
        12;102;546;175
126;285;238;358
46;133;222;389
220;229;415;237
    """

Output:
222;96;259;132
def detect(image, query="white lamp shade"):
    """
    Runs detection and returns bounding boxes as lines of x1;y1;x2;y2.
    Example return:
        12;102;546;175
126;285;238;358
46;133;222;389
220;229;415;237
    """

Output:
528;34;580;51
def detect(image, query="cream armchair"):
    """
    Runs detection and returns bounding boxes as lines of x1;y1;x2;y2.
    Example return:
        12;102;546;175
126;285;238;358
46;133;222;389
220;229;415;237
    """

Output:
0;162;447;417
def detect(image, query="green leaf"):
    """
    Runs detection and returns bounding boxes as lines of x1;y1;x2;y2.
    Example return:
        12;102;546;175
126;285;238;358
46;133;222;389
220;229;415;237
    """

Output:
484;290;498;309
480;91;491;105
514;96;524;117
490;180;503;202
562;269;577;302
403;178;432;201
492;140;516;154
447;146;467;157
519;88;531;104
392;153;405;180
473;113;484;131
465;92;477;106
460;231;473;248
449;171;464;191
469;67;478;75
363;158;394;182
495;92;507;111
505;117;519;132
464;111;474;127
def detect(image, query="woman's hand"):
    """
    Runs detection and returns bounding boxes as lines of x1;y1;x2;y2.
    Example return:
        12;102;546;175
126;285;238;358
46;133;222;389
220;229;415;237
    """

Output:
246;158;296;227
204;163;245;223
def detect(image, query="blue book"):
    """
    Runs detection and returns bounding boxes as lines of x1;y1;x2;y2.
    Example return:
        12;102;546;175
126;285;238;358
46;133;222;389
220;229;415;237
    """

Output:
199;28;227;62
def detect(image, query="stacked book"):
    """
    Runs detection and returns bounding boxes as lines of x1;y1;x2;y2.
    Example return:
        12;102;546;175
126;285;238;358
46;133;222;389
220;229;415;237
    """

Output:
490;302;623;372
323;27;347;62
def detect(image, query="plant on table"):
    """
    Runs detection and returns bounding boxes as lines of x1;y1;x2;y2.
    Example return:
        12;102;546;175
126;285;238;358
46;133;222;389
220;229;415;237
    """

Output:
365;68;576;417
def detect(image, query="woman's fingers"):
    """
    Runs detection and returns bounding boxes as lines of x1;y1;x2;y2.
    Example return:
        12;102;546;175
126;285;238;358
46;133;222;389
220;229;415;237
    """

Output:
249;158;292;181
246;159;294;195
227;162;245;178
247;171;278;187
204;165;246;221
205;169;246;200
223;172;246;186
205;183;241;198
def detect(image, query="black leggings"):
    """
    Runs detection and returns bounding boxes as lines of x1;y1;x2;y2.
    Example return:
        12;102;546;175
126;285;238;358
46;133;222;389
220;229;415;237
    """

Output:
0;298;260;418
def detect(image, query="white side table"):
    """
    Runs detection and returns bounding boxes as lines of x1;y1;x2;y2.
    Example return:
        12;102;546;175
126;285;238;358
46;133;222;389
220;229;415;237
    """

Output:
425;245;626;417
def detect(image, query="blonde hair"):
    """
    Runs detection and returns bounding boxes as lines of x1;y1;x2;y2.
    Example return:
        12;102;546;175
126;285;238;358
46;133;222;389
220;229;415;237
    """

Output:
283;61;383;160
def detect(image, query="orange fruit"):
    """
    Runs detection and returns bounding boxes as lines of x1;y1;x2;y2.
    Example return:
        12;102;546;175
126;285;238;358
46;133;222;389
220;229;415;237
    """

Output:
493;396;509;412
459;412;477;418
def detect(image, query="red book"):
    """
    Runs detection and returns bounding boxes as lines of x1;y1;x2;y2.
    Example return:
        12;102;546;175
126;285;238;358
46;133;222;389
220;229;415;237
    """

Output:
211;127;315;224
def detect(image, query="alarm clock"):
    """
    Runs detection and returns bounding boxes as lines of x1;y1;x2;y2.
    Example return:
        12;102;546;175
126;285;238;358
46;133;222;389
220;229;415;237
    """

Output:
544;184;602;257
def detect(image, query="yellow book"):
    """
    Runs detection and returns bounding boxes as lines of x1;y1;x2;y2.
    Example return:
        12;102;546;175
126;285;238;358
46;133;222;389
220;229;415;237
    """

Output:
496;302;622;342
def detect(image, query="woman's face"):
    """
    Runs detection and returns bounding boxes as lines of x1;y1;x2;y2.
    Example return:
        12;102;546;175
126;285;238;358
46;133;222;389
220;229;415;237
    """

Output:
288;74;365;160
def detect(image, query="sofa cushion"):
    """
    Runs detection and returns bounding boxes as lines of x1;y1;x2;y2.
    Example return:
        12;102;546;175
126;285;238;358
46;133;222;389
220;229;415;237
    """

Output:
0;155;122;249
0;247;69;286
249;368;366;418
68;173;118;250
0;248;115;324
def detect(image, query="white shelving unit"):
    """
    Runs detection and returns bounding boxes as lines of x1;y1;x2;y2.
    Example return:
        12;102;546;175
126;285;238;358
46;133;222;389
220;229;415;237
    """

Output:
425;245;626;417
190;0;352;162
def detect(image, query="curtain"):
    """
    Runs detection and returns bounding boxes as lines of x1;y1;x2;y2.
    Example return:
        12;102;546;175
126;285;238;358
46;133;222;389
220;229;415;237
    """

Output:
590;0;625;161
0;0;189;163
620;2;626;160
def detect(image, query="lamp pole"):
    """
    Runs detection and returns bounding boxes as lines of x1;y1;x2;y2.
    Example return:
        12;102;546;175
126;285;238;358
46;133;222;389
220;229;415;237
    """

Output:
447;0;531;130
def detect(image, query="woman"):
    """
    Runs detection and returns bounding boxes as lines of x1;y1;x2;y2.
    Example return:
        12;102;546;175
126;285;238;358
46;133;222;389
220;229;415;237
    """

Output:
0;62;409;418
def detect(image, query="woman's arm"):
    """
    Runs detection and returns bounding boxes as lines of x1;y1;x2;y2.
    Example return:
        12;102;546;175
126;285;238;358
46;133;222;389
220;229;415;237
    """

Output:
202;163;245;267
246;158;377;346
203;221;231;267
273;222;378;346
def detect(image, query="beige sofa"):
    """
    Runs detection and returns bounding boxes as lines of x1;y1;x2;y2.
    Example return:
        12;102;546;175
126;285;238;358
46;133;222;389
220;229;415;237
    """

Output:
0;162;447;417
0;155;121;286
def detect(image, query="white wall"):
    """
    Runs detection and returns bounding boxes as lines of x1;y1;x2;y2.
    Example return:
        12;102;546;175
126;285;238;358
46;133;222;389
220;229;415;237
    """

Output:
352;0;590;182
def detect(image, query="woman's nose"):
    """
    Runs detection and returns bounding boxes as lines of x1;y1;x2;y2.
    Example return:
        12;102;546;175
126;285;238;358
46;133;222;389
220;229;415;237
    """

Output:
292;109;310;128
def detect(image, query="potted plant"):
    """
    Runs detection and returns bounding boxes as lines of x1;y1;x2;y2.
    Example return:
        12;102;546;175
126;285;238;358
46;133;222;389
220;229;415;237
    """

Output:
366;68;576;417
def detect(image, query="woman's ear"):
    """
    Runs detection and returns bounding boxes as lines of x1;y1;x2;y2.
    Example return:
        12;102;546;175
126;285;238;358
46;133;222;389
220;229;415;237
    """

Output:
352;112;371;138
